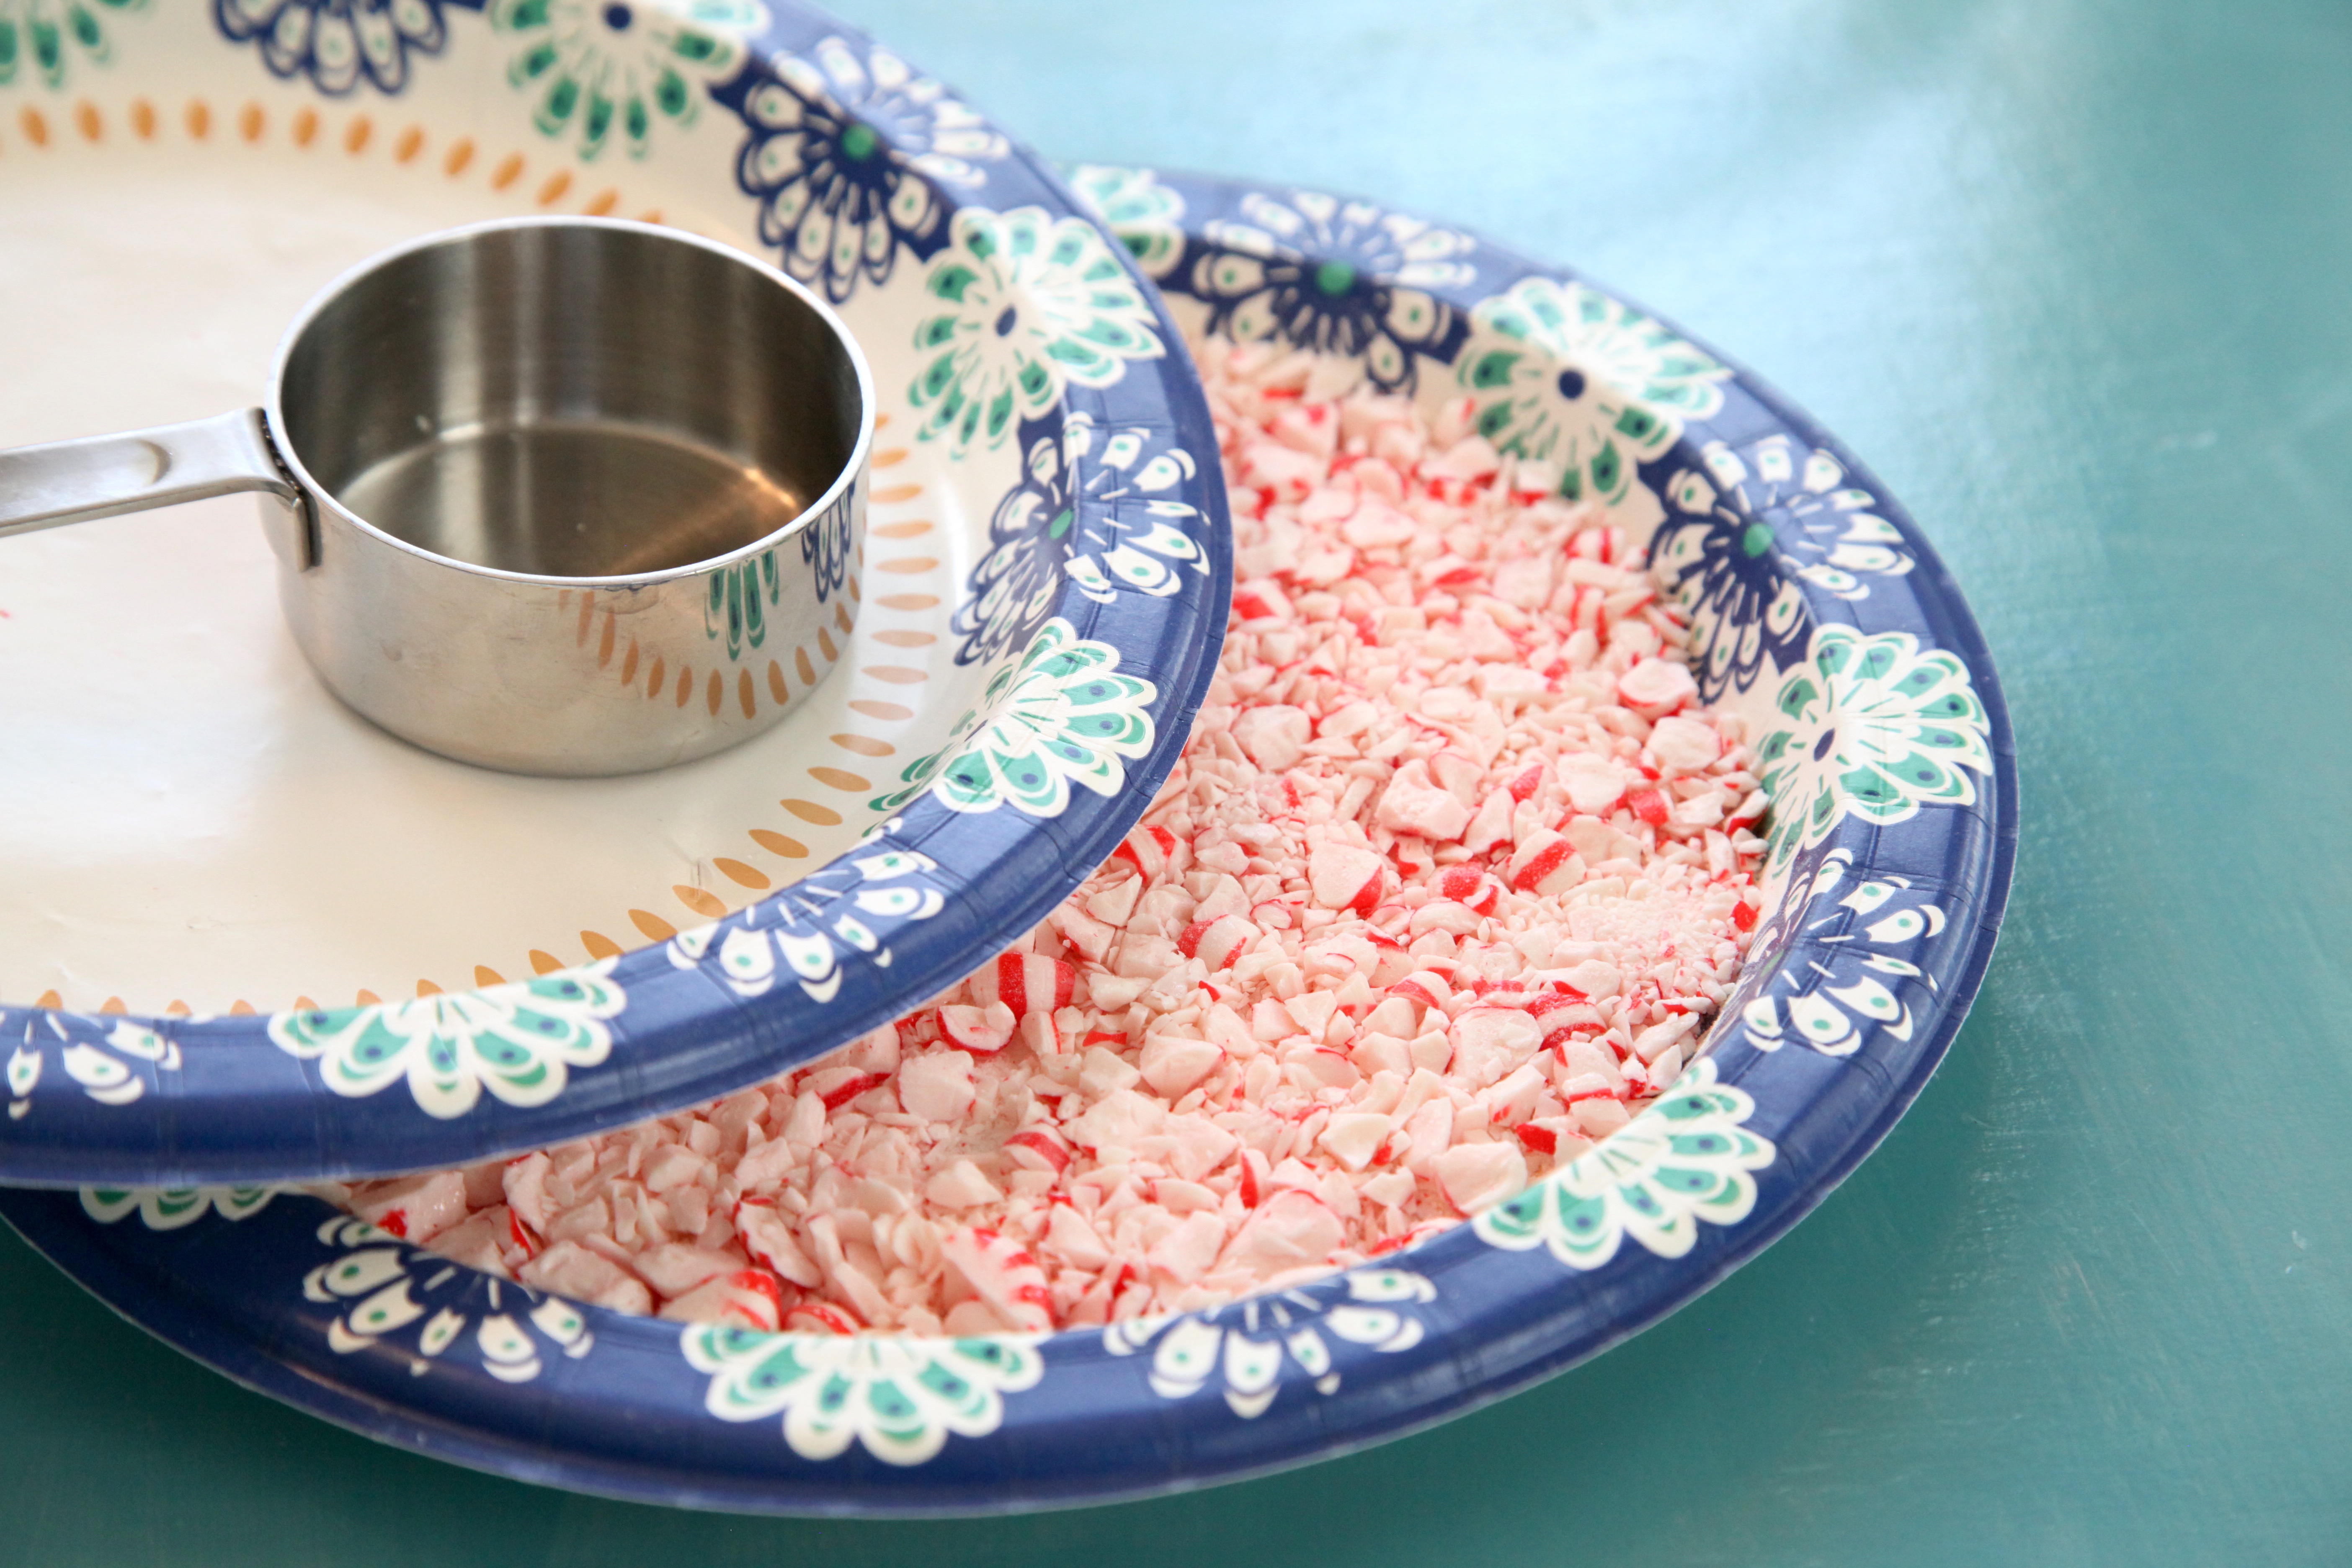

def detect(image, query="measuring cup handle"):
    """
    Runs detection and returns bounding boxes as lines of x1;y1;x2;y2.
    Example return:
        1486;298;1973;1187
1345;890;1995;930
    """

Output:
0;409;306;541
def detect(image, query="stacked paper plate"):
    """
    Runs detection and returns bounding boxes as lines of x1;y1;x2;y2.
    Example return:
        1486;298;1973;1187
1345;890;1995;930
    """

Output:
0;0;2011;1513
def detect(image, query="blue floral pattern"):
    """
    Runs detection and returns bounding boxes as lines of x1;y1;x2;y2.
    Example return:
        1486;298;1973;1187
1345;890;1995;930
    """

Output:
665;837;949;1005
1654;436;1918;701
1738;848;1949;1057
0;38;1228;1190
302;1214;598;1375
1058;412;1210;606
213;0;482;96
5;1011;180;1119
799;491;852;600
1103;1267;1434;1418
949;416;1072;668
1191;187;1475;390
950;411;1208;667
724;34;1008;302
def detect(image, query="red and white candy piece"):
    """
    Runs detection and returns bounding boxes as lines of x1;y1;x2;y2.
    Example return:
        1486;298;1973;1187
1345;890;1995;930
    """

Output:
335;336;1769;1341
970;953;1075;1018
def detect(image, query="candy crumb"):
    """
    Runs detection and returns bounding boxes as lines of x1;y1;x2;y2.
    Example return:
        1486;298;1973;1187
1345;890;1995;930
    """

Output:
338;338;1765;1335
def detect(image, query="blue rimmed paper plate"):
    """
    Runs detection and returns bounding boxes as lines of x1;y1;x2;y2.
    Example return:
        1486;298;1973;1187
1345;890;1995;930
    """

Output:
0;0;1229;1185
0;166;2017;1512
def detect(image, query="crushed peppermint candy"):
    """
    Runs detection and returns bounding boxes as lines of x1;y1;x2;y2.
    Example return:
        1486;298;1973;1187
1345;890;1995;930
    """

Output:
333;338;1769;1337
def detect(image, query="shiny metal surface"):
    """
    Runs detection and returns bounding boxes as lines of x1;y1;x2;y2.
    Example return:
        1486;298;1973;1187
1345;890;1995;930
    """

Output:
276;219;864;581
0;410;304;542
0;217;872;776
333;423;798;580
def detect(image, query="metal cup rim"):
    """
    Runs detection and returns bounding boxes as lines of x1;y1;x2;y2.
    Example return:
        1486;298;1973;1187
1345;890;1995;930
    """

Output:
260;214;877;590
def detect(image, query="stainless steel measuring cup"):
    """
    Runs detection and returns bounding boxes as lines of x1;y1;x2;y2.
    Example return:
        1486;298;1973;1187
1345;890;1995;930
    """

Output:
0;217;874;776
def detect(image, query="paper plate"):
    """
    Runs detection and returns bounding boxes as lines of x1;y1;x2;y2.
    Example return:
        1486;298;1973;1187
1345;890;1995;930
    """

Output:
0;167;2018;1513
0;0;1229;1184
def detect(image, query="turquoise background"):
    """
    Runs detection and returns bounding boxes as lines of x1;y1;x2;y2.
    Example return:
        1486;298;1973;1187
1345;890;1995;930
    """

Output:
5;0;2348;1560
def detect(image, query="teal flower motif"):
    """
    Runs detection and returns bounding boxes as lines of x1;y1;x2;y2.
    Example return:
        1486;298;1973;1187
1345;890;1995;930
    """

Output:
268;966;626;1118
873;617;1157;817
80;1184;274;1228
1474;1058;1774;1269
493;0;749;162
1754;624;1994;874
704;549;780;659
1065;163;1186;280
660;0;758;29
683;1324;1043;1465
0;0;141;90
908;206;1165;456
1457;276;1730;509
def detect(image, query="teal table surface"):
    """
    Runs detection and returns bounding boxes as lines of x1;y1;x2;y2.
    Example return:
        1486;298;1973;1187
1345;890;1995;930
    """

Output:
5;0;2348;1562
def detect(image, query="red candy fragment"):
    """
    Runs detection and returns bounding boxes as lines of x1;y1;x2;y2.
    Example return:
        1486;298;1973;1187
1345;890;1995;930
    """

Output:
340;336;1767;1339
1004;1129;1072;1173
818;1072;890;1112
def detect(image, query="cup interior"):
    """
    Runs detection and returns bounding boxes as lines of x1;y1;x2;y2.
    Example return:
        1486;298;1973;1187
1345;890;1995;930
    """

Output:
276;221;865;579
